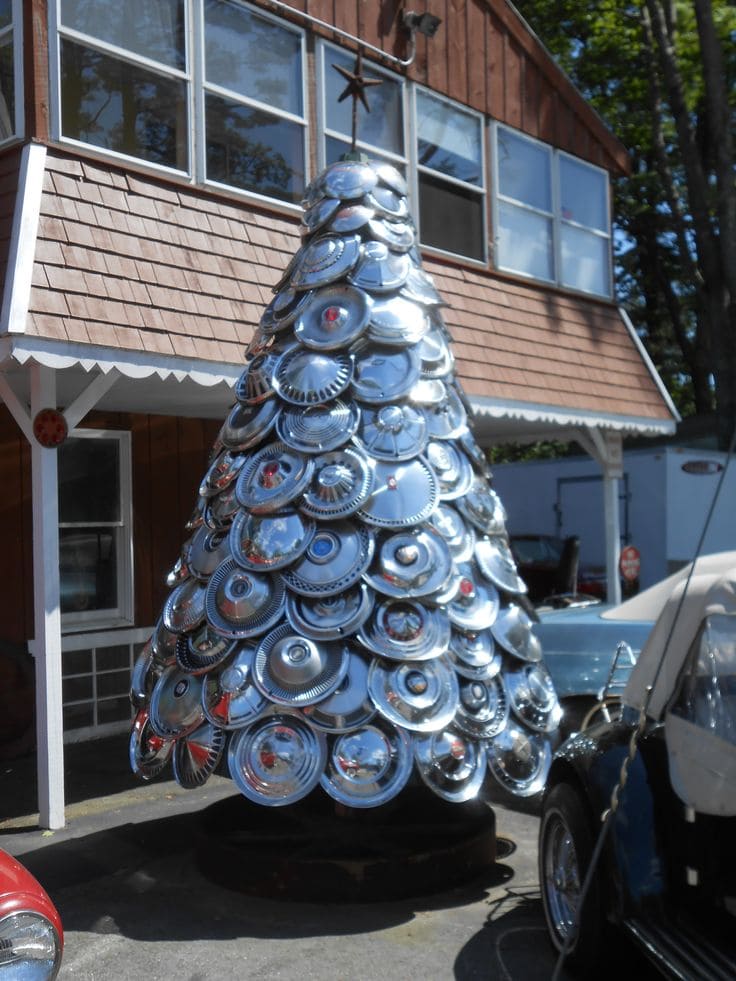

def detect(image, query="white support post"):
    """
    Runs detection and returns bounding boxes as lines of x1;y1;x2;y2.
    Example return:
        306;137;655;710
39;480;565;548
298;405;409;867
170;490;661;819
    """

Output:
575;427;623;606
29;363;65;830
602;470;622;606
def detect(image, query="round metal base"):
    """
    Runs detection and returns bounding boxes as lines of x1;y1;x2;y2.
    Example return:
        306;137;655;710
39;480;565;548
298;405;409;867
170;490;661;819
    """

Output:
196;785;496;902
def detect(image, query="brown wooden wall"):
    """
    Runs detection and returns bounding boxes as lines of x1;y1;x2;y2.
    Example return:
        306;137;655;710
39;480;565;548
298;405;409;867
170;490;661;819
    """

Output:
0;147;21;315
269;0;629;176
0;406;219;645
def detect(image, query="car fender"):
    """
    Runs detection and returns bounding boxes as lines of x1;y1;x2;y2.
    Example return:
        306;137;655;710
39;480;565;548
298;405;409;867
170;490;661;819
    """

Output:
547;722;666;920
0;850;64;945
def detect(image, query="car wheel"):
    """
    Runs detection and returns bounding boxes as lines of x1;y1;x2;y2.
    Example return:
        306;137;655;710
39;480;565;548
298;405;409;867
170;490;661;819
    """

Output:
539;782;607;975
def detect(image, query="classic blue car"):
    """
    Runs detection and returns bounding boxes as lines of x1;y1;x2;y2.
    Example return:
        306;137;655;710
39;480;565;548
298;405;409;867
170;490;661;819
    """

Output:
533;584;663;738
539;550;736;977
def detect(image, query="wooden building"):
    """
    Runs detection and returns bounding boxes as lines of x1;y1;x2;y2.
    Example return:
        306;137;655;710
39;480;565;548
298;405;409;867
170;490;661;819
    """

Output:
0;0;677;827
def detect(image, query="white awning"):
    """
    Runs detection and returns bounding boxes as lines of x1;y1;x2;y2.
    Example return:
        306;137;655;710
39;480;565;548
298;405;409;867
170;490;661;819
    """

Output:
470;393;677;444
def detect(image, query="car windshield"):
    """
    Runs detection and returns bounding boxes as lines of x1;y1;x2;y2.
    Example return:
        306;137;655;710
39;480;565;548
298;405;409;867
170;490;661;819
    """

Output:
672;613;736;746
511;537;562;564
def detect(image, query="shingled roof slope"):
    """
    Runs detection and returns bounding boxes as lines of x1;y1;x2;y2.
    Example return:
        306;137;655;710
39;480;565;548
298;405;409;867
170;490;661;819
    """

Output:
24;151;670;424
431;261;672;421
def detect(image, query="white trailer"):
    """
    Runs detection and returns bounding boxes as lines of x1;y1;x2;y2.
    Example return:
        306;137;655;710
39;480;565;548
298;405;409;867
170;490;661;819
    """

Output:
492;445;736;591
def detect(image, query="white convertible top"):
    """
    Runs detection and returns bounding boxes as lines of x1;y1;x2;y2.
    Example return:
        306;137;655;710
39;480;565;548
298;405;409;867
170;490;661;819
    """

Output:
624;550;736;719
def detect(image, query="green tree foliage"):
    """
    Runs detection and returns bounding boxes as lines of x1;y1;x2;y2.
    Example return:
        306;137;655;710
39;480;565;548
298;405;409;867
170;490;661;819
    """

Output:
517;0;736;446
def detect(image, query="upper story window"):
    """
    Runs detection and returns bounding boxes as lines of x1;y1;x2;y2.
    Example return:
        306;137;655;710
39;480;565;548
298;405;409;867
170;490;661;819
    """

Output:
57;0;189;171
414;88;486;263
58;430;133;631
319;46;487;264
54;0;306;203
203;0;306;203
51;8;614;290
319;42;405;171
494;124;612;297
0;0;22;144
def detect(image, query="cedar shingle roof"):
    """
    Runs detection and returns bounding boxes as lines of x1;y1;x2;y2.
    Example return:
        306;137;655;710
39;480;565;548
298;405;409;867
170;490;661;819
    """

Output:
24;150;672;426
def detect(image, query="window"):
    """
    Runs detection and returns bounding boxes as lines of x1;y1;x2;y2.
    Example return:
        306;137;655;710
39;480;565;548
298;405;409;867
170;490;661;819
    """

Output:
54;0;306;204
318;41;406;171
203;0;306;203
319;46;487;263
58;430;133;630
61;629;151;737
672;614;736;746
0;0;21;144
494;125;611;297
57;0;189;171
414;89;486;262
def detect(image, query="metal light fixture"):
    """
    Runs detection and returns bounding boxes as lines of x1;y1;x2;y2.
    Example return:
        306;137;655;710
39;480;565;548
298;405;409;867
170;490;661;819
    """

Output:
403;11;443;39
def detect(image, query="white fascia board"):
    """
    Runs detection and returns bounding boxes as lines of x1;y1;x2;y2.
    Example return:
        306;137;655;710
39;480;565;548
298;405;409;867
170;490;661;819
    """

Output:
469;393;677;437
3;335;241;388
1;143;47;334
619;306;681;422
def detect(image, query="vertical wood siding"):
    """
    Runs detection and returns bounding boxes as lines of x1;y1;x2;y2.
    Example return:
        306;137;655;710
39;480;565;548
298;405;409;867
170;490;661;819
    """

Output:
0;147;22;317
266;0;627;175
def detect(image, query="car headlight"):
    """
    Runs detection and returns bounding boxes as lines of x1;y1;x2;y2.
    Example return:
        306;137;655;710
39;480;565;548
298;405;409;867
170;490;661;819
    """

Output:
0;910;62;980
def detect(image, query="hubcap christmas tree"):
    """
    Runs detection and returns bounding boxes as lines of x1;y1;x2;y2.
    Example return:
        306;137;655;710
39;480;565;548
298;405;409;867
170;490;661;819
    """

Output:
129;152;562;807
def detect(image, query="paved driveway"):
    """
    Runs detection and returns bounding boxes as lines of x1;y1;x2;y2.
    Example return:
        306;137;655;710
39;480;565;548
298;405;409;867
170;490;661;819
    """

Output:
2;737;571;980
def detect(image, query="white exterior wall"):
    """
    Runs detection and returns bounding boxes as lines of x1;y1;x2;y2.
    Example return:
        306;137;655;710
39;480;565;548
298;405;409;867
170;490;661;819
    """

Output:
665;447;736;572
492;446;735;589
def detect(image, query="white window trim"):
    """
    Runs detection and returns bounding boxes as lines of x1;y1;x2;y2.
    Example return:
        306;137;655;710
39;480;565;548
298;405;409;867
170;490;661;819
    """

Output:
0;0;24;148
411;84;488;266
492;122;613;298
316;38;408;173
49;0;308;213
60;428;134;634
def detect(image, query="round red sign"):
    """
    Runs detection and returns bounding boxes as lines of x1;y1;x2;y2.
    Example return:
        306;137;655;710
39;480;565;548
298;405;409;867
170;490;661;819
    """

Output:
32;408;68;448
619;545;641;582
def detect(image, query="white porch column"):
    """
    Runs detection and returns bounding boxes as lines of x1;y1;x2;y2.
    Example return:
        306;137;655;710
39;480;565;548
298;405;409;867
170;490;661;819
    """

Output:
602;466;622;606
574;427;623;606
29;363;65;830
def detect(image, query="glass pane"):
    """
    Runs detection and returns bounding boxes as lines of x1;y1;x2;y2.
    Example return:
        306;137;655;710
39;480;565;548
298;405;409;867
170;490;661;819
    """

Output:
0;2;11;30
325;48;403;156
97;645;131;670
0;39;14;140
63;649;92;675
497;128;551;213
63;675;93;702
325;136;402;173
419;172;484;261
97;669;131;698
206;92;304;203
326;134;351;166
416;91;481;186
98;695;133;724
63;703;93;729
674;615;736;746
61;39;188;170
59;437;120;523
60;528;118;614
205;0;302;115
560;156;607;231
561;225;610;296
497;202;553;281
60;0;185;70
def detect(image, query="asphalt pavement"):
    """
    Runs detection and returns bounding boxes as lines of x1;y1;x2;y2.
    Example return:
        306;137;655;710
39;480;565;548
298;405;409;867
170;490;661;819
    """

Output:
1;735;573;980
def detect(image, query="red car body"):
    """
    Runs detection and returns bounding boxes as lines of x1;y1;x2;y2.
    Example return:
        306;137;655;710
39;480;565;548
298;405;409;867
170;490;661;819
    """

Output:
0;848;63;978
